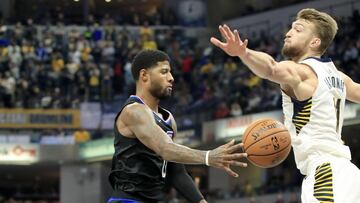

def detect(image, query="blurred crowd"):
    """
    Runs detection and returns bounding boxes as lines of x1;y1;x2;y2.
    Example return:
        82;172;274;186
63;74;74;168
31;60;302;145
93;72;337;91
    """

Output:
10;3;179;27
0;6;359;203
0;15;199;110
0;10;360;129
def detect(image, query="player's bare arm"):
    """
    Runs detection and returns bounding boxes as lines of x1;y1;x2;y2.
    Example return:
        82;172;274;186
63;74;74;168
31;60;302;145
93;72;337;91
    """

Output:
339;71;360;103
211;24;317;101
119;103;248;177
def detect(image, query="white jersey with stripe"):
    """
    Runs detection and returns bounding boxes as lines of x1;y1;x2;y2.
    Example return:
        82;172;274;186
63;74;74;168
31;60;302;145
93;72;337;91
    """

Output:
282;57;351;175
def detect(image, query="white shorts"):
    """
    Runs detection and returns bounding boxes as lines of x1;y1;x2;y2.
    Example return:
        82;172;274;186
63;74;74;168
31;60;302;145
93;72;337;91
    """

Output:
301;157;360;203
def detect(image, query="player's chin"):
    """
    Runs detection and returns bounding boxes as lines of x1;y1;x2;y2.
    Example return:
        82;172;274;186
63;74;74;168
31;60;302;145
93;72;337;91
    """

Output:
158;90;172;99
165;90;172;97
165;88;173;96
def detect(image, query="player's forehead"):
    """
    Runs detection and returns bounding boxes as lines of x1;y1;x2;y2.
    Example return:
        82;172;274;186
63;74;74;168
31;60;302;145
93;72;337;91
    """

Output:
292;19;313;29
153;61;171;70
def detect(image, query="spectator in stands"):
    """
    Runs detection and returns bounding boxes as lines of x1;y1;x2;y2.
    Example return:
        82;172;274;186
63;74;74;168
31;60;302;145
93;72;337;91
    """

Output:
0;6;358;136
243;180;254;197
289;193;299;203
139;21;154;39
73;128;90;143
230;101;243;117
274;193;284;203
224;58;237;73
213;101;230;119
0;71;15;107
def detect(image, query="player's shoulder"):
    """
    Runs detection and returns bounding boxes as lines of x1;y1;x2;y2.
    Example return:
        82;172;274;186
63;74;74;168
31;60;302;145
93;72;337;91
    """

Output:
279;60;311;69
168;111;176;124
279;60;315;75
121;103;152;121
166;110;177;134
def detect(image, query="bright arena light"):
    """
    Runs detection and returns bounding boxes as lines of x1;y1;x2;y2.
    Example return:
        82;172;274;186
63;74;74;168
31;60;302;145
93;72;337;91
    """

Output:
105;0;112;2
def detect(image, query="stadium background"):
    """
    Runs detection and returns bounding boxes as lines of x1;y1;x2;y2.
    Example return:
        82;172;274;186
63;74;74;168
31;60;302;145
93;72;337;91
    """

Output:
0;0;359;202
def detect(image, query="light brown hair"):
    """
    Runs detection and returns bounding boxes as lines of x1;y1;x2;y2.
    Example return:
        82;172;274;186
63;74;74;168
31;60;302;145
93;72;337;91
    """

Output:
297;8;338;54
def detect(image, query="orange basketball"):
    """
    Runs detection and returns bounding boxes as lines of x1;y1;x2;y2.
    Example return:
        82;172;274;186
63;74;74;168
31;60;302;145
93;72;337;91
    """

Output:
242;118;291;168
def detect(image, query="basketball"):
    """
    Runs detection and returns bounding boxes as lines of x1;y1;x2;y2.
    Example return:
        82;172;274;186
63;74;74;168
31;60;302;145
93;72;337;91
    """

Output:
242;118;291;168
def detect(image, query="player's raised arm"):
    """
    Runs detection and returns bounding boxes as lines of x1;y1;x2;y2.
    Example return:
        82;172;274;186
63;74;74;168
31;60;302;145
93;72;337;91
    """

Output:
339;71;360;103
210;25;312;88
120;102;248;177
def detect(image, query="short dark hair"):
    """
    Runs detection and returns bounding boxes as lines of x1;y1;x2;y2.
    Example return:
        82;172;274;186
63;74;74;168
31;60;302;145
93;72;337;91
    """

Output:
131;49;170;80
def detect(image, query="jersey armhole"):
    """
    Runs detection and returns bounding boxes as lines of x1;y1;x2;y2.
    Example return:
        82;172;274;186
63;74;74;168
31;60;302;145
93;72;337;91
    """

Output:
299;60;320;100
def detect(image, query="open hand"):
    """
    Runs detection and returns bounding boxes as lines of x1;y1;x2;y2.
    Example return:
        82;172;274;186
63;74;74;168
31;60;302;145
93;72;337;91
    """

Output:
210;24;248;58
208;139;248;177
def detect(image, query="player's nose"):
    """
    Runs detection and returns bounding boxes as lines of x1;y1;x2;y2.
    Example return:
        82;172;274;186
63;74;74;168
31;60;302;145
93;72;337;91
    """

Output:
168;73;174;83
285;29;292;38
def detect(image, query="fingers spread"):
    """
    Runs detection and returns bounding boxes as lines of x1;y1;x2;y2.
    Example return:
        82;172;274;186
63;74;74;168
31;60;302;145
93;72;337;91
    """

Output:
224;166;239;177
223;139;235;147
221;160;248;167
219;25;230;40
210;37;226;48
223;24;235;41
234;29;241;43
223;153;248;160
226;142;244;153
243;39;249;47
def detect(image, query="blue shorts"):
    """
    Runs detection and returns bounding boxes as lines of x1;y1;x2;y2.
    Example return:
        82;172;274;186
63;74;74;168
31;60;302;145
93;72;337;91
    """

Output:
107;197;138;203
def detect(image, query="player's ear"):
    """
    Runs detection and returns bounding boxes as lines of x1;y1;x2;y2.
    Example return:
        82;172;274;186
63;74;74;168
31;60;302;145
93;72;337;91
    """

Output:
139;69;149;82
310;37;321;50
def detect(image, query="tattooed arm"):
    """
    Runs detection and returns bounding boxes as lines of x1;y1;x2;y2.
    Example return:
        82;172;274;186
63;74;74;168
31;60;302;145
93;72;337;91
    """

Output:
119;103;247;177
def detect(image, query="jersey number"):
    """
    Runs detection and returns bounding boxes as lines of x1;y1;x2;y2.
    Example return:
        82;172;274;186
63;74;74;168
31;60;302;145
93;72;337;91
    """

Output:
161;160;168;178
333;98;341;133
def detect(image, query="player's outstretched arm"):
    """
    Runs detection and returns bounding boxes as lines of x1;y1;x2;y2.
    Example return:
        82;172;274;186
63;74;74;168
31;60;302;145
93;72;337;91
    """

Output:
120;103;247;177
210;24;309;87
340;72;360;103
210;24;276;78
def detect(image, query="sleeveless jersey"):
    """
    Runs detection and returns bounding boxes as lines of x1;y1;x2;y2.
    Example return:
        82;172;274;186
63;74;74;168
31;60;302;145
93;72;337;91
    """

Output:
109;95;174;202
282;57;351;175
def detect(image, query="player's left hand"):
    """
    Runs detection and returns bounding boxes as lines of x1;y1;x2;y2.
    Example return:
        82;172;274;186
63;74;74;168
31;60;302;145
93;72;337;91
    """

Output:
208;139;248;177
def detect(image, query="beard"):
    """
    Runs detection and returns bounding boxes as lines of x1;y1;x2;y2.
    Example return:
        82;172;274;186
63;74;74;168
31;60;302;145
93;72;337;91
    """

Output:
281;37;312;60
281;44;305;60
149;82;172;100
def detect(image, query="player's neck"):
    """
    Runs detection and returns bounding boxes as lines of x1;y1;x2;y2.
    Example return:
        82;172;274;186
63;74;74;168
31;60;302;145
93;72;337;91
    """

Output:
293;53;322;62
136;92;159;113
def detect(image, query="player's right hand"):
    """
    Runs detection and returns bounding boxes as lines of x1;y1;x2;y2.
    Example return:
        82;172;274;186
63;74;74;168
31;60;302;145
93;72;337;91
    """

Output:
210;24;248;58
208;139;248;177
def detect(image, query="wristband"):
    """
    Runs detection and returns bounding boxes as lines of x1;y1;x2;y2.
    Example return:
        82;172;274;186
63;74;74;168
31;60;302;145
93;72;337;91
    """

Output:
205;150;210;166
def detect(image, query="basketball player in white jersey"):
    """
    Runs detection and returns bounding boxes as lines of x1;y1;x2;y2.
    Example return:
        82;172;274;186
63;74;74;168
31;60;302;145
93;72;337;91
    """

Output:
211;8;360;203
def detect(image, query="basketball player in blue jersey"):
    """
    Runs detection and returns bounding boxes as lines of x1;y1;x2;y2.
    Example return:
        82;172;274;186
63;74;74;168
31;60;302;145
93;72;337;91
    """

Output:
108;49;248;203
211;8;360;203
